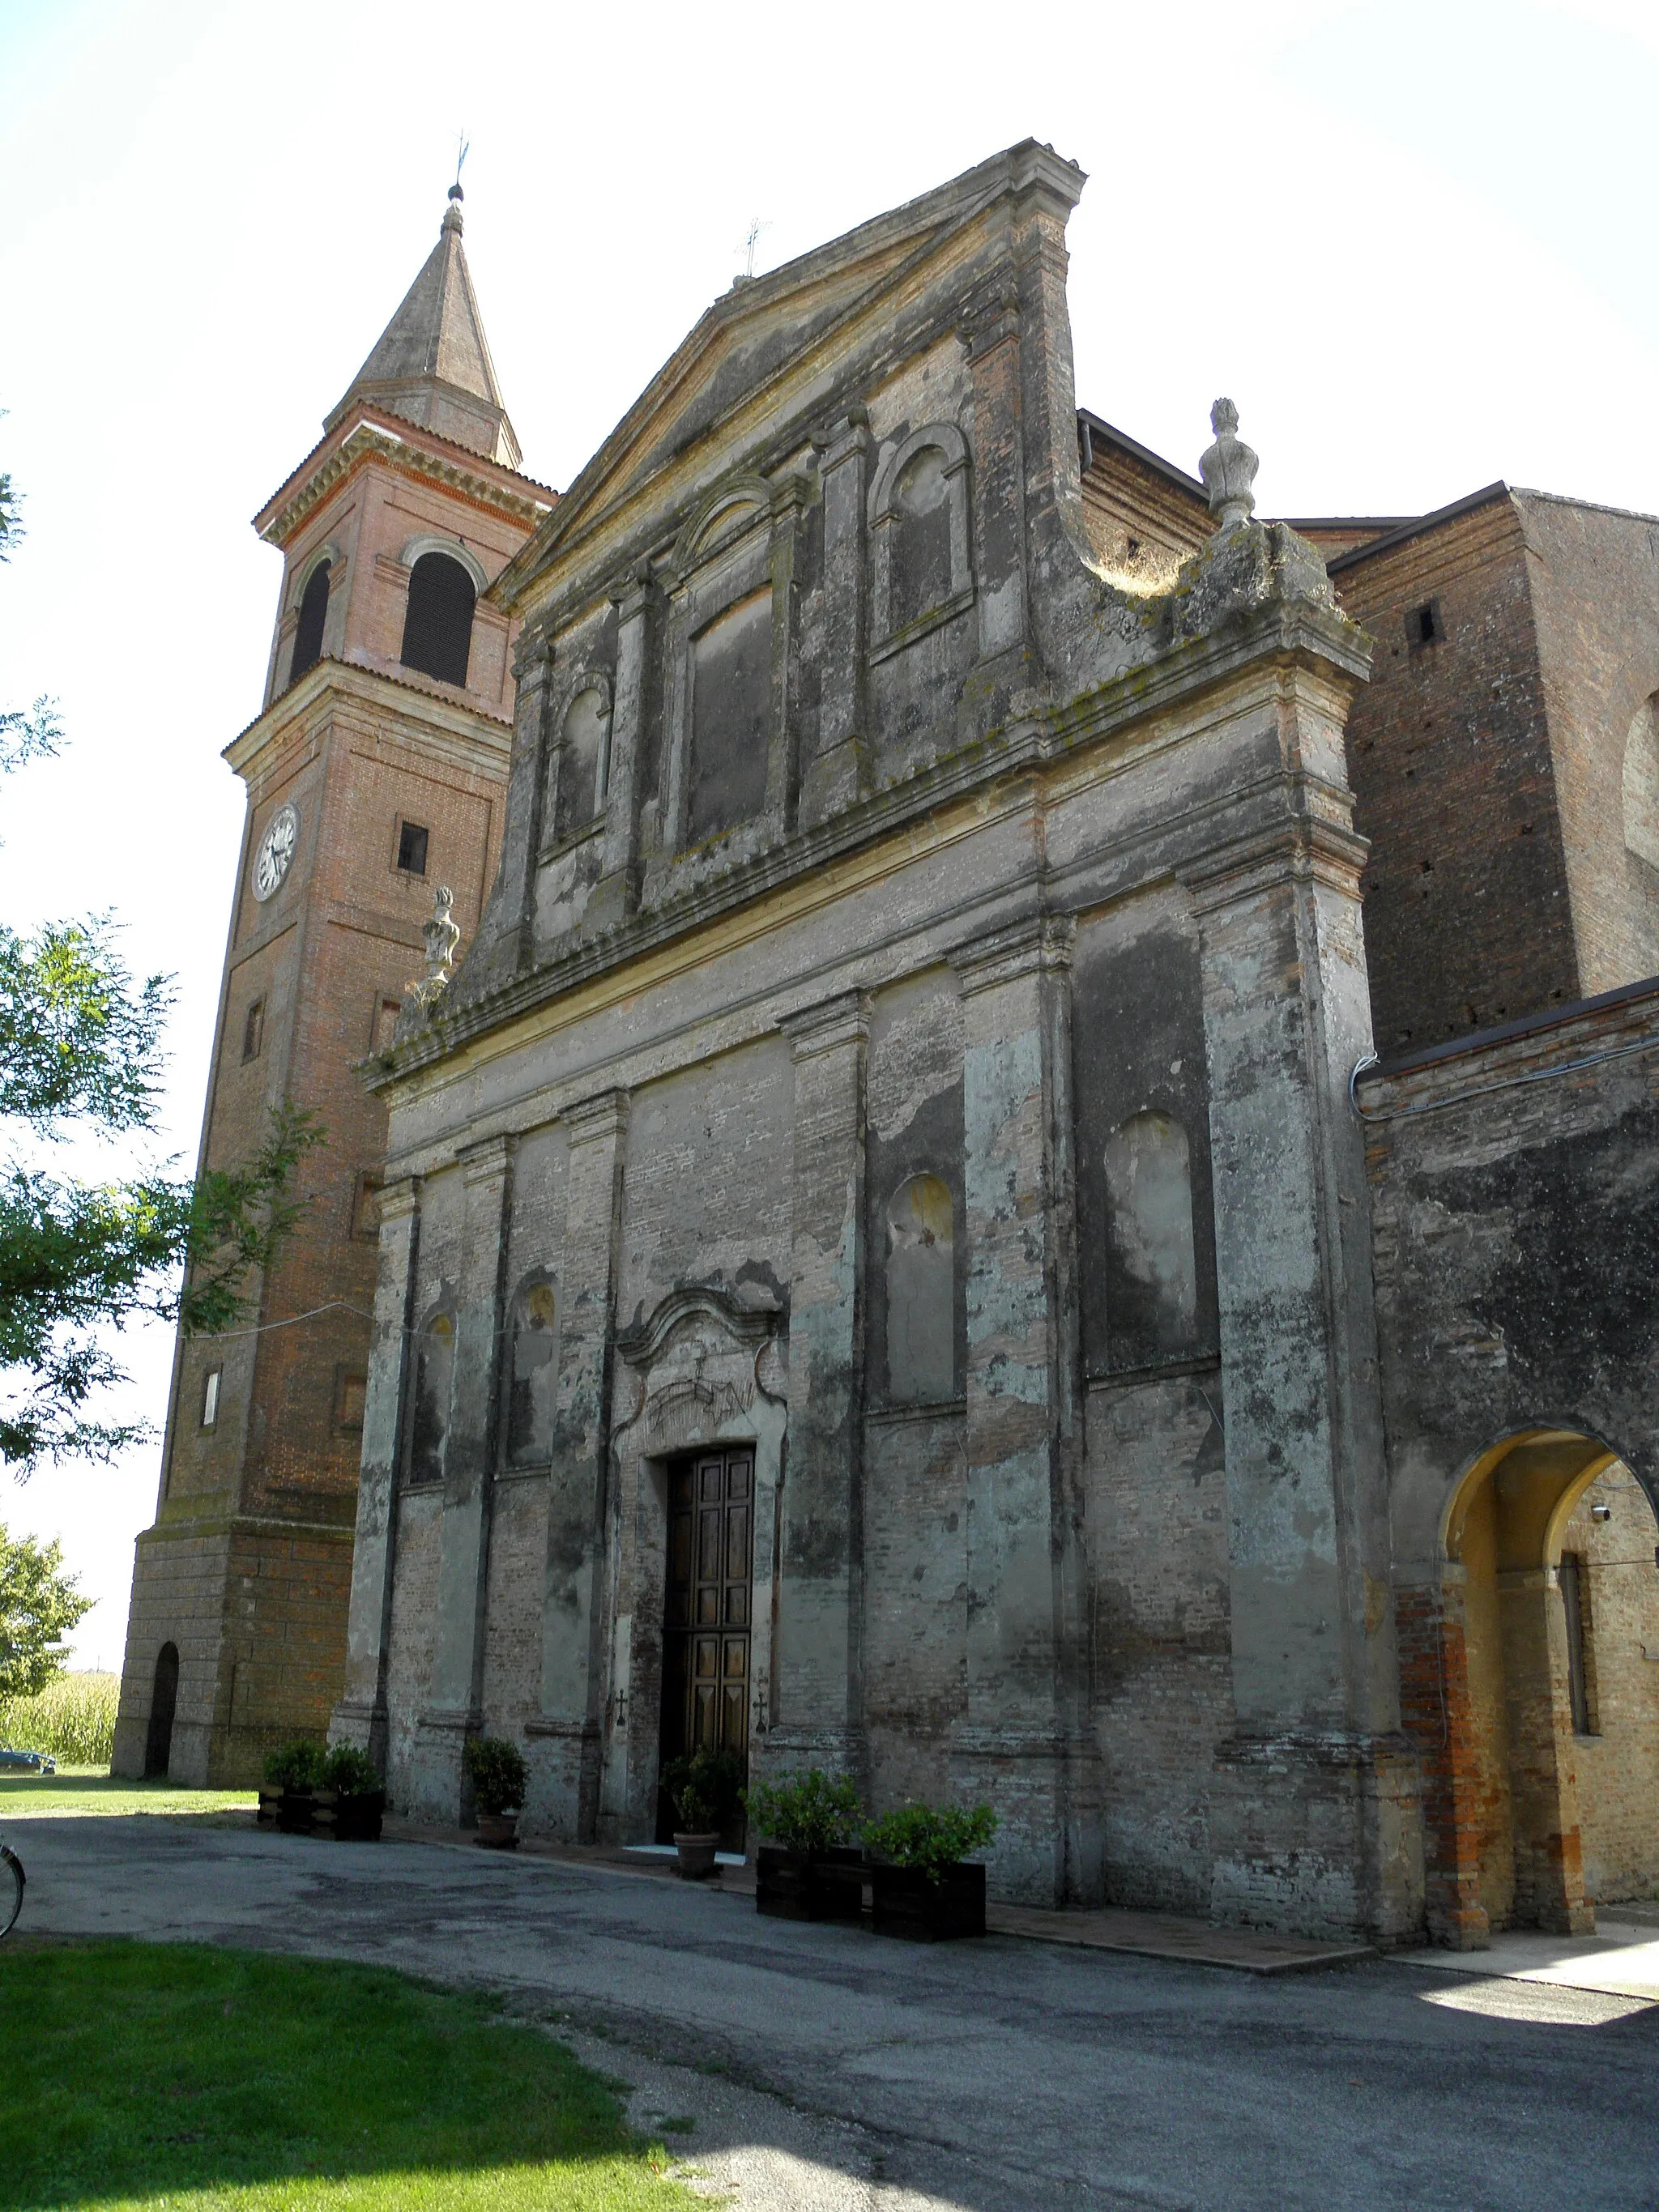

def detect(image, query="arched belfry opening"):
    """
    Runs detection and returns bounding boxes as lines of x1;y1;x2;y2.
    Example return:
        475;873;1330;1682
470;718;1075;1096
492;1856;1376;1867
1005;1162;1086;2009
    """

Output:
1435;1432;1659;1938
143;1643;179;1780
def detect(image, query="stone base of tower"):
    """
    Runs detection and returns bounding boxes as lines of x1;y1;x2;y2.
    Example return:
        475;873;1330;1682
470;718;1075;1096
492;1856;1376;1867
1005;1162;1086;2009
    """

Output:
113;1511;354;1788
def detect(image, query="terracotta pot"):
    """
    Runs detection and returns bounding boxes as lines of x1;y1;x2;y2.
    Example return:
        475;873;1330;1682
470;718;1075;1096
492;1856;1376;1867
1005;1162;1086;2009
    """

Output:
673;1831;720;1880
869;1860;986;1941
476;1809;519;1850
756;1844;866;1922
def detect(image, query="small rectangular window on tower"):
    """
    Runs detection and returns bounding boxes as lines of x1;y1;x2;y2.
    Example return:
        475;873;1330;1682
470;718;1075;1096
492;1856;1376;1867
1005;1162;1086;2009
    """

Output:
397;821;429;876
373;995;403;1053
1408;599;1444;649
241;998;265;1062
200;1367;222;1430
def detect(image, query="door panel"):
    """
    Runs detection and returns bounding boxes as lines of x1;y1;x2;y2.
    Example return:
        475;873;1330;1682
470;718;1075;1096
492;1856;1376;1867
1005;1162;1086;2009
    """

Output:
658;1447;754;1841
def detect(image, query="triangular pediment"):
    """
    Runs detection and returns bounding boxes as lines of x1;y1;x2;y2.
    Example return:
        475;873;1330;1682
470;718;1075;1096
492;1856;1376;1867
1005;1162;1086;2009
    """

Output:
494;141;1083;606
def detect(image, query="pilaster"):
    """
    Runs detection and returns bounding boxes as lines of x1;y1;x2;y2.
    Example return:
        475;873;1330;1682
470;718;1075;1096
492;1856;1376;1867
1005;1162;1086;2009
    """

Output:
590;569;658;929
802;408;871;826
770;993;869;1779
528;1089;629;1839
1188;797;1417;1940
409;1134;513;1823
949;914;1094;1905
331;1174;421;1775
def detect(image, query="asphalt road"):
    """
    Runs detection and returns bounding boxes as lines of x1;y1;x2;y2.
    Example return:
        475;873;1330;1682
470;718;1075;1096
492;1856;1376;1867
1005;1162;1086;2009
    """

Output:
11;1813;1659;2212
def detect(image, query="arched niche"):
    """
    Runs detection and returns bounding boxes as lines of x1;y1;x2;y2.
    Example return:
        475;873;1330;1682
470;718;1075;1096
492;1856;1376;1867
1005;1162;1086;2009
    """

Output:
868;422;973;650
505;1275;558;1465
407;1307;455;1486
1102;1109;1199;1365
550;678;613;842
884;1171;956;1404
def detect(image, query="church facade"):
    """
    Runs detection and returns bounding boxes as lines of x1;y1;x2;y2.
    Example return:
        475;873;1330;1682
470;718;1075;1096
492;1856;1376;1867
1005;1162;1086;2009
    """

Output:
117;140;1659;1944
326;144;1659;1941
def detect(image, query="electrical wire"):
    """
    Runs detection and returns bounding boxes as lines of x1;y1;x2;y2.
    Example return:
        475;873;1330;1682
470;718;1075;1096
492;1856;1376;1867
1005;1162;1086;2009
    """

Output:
1350;1032;1657;1123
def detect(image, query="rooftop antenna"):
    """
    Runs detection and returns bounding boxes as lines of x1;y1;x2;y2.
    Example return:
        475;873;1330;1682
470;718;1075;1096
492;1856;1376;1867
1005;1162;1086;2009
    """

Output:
450;132;469;203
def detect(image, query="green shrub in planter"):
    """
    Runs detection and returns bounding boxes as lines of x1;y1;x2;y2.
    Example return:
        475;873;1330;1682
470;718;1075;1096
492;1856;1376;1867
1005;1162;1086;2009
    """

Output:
864;1801;997;1941
463;1737;527;1817
661;1747;744;1833
320;1744;379;1796
744;1770;862;1855
747;1769;867;1922
262;1739;323;1792
861;1802;997;1883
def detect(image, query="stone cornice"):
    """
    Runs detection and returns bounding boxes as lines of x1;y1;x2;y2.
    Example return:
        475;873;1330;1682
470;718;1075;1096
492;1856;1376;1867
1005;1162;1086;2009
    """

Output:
371;598;1367;1093
223;655;513;783
254;410;553;548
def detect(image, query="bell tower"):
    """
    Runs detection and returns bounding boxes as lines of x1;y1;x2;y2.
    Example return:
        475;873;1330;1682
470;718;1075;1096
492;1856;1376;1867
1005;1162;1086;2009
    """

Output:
113;191;554;1785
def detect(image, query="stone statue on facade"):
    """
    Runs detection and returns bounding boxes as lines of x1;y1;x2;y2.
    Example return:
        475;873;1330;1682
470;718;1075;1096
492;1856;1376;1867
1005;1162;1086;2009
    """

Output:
400;884;463;1023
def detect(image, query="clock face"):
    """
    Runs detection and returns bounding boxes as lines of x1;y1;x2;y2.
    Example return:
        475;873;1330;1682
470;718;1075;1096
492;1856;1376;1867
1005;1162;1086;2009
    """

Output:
253;803;300;902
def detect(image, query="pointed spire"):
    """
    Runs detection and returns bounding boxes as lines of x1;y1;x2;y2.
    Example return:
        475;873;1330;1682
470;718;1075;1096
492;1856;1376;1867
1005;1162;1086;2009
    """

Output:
325;190;522;470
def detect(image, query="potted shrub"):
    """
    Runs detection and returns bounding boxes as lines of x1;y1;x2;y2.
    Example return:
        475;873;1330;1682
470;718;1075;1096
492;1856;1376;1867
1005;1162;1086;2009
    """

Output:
744;1769;866;1922
661;1748;744;1879
464;1737;527;1848
320;1743;385;1842
862;1802;997;1941
262;1739;325;1835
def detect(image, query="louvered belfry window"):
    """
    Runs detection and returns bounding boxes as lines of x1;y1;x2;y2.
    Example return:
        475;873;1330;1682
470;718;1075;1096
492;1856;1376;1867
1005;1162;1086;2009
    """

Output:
400;551;476;688
289;560;331;685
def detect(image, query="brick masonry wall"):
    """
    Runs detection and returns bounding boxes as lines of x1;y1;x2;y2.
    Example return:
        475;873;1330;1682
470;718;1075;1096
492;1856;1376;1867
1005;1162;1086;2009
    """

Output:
1085;1374;1232;1913
1558;1464;1659;1903
1513;492;1659;995
1333;496;1582;1051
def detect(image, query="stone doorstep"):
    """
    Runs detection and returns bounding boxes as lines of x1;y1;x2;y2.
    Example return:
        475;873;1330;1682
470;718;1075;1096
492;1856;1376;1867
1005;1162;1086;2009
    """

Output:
377;1818;1372;1973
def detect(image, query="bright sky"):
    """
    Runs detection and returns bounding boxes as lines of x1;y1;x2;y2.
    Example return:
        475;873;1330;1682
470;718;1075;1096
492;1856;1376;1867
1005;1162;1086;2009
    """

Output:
2;0;1657;1673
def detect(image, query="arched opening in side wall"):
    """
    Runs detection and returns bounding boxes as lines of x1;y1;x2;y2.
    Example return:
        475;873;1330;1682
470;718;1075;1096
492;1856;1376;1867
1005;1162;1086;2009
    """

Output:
143;1643;179;1779
1439;1431;1659;1935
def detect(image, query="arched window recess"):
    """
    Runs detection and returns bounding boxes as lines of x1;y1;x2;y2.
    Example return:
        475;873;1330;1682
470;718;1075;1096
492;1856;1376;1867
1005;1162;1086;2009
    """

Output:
867;423;974;659
503;1273;558;1467
287;543;339;688
405;1303;456;1487
399;542;483;689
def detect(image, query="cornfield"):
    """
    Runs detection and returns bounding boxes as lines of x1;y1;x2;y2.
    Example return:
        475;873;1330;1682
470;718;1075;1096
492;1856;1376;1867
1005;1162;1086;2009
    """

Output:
0;1671;120;1767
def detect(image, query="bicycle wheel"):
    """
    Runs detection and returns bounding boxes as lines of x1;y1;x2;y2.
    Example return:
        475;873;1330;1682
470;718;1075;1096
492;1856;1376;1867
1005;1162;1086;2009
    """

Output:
0;1843;23;1938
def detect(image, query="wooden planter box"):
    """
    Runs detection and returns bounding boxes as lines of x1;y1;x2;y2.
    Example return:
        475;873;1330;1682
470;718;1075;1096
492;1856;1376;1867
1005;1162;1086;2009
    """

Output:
256;1790;281;1826
476;1810;519;1850
275;1789;322;1835
869;1860;987;1941
756;1844;866;1922
326;1791;385;1843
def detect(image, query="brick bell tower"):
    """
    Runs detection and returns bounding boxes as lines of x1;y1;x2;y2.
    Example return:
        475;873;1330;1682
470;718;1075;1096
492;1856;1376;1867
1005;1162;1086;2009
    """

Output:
113;187;553;1785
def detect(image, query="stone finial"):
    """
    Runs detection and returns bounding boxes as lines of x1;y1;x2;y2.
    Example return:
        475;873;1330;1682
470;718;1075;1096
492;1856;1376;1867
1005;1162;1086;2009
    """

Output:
1200;398;1258;535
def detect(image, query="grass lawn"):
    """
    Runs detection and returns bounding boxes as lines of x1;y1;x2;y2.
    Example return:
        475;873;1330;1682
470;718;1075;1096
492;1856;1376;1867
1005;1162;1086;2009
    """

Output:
0;1770;256;1819
0;1941;702;2210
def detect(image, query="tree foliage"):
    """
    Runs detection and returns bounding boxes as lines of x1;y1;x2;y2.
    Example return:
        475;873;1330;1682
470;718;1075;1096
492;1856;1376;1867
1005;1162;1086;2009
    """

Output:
0;1524;91;1698
0;456;324;1477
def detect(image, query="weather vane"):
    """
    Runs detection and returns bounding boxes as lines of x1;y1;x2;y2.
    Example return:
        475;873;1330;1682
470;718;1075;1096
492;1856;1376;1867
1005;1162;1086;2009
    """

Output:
451;132;469;202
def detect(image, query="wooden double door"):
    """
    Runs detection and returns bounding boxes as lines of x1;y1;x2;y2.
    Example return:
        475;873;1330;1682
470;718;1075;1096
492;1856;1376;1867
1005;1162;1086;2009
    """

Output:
656;1447;753;1840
